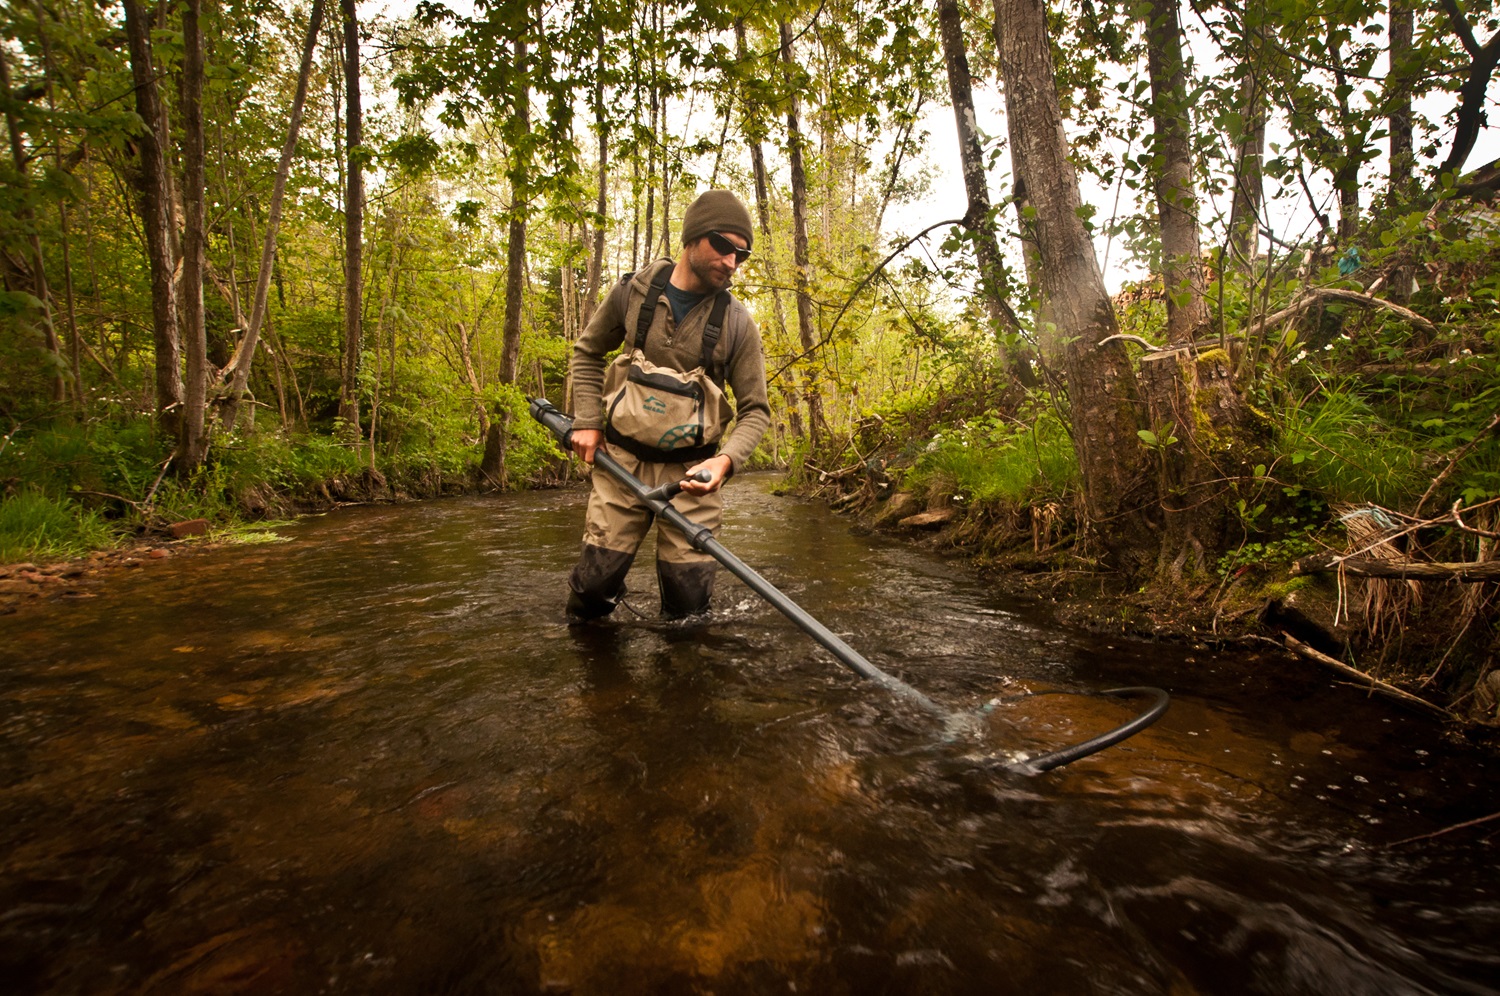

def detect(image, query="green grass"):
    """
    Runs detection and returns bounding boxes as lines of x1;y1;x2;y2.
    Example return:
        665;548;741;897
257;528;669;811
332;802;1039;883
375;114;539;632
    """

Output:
0;490;117;563
1277;384;1424;507
908;410;1079;506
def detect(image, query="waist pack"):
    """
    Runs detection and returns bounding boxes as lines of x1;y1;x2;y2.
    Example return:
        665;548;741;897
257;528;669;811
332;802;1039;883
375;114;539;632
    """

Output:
602;266;732;463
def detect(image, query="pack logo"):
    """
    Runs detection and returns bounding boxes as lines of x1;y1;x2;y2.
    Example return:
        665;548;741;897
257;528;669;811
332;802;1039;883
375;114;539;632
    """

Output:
642;395;668;415
658;424;702;450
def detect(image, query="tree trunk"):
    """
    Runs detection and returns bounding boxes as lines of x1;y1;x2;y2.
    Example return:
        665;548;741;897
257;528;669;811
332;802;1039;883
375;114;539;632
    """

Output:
221;0;324;428
338;0;364;438
1388;1;1415;203
994;0;1154;569
583;28;607;327
780;20;828;446
735;21;791;351
177;0;210;471
122;0;183;439
739;21;797;450
937;0;1023;353
1331;43;1361;241
1143;0;1209;345
481;36;529;490
1226;34;1267;272
1138;346;1249;576
24;0;80;403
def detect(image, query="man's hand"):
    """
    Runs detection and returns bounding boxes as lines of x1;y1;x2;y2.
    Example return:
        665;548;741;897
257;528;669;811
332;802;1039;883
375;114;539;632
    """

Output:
571;428;604;464
681;454;732;495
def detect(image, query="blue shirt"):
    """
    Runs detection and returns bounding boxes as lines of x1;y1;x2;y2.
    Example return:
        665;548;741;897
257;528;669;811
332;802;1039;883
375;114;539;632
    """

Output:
664;282;708;326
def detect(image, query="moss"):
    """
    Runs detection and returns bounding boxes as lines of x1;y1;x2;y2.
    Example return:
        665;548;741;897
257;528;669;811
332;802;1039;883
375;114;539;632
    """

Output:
1255;574;1316;602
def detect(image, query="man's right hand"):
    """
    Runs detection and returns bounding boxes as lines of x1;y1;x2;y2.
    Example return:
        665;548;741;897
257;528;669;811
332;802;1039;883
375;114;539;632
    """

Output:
571;428;604;464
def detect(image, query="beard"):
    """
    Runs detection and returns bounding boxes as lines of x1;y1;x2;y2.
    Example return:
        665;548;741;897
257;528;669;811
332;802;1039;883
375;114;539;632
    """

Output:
687;241;736;291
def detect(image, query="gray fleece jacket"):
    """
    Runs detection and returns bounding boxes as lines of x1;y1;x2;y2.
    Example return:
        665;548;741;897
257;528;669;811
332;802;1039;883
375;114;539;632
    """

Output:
569;259;771;473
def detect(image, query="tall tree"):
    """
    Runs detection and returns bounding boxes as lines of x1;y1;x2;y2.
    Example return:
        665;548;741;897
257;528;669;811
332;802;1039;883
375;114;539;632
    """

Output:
1226;21;1268;271
220;0;326;429
582;25;608;327
178;0;210;470
0;38;63;403
1435;0;1500;182
780;19;828;446
122;0;183;440
480;32;531;488
1142;0;1208;344
936;0;1025;358
1388;0;1415;201
994;0;1153;567
500;38;529;389
734;18;800;443
339;0;364;437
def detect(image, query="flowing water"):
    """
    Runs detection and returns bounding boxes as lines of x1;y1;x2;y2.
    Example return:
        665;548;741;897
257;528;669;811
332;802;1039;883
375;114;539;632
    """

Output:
1;476;1496;995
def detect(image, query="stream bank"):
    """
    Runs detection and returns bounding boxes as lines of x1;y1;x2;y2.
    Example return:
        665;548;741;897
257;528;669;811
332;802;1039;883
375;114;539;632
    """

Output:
815;478;1500;731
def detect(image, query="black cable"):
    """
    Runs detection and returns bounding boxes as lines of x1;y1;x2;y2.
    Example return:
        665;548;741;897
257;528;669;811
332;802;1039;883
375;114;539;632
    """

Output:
983;687;1171;773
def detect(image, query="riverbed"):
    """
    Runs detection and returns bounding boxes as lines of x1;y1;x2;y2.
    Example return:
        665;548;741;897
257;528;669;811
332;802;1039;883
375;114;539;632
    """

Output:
1;476;1496;994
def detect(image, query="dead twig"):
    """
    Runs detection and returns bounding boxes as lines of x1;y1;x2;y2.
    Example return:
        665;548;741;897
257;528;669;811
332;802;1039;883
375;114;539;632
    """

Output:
1386;810;1500;848
1279;632;1454;719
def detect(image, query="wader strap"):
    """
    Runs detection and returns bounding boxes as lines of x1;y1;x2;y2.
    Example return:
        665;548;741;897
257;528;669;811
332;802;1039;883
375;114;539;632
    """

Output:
603;429;719;465
633;265;673;351
702;291;729;384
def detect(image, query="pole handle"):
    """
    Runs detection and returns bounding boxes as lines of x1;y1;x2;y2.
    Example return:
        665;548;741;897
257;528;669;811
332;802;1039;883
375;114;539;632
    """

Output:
642;469;712;503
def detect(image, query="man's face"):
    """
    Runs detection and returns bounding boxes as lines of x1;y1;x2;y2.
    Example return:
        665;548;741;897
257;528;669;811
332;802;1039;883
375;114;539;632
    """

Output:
686;231;748;291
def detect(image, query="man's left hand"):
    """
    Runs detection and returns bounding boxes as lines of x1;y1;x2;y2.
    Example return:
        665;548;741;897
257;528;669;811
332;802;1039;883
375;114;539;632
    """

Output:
681;455;732;495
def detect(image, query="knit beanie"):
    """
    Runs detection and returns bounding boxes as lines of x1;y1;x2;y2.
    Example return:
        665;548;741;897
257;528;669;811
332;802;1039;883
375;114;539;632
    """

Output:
681;190;754;251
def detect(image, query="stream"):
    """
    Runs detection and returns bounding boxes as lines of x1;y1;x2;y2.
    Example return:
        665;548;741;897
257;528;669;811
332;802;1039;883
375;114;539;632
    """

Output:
1;475;1496;994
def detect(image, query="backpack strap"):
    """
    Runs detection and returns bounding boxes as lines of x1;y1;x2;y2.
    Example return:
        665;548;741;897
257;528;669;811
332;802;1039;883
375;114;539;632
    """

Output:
633;264;672;351
700;291;730;383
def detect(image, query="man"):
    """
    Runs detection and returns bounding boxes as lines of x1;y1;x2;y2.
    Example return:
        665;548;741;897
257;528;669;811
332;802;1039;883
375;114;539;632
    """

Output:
565;189;771;622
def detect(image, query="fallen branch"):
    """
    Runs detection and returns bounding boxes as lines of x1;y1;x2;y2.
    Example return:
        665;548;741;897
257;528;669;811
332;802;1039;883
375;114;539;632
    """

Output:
1280;632;1454;719
1243;286;1439;340
1293;553;1500;582
1098;333;1228;354
1387;810;1500;848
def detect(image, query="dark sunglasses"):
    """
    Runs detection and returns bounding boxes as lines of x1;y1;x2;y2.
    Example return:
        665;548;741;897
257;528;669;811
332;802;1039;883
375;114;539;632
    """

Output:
705;231;752;263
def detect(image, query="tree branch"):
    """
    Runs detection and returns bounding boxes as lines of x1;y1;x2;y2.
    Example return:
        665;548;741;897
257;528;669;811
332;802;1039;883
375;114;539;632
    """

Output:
768;218;963;385
1242;286;1438;340
1279;632;1454;719
1293;552;1500;581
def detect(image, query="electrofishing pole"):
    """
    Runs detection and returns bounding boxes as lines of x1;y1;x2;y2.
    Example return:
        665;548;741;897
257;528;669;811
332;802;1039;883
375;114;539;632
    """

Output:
529;397;1168;772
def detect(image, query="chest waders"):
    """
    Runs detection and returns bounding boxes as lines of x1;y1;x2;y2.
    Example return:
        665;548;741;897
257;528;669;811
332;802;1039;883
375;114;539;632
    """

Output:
531;398;1169;774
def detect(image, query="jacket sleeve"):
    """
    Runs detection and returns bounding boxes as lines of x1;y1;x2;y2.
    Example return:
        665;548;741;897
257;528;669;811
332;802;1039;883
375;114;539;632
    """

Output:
717;311;771;474
568;277;632;430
